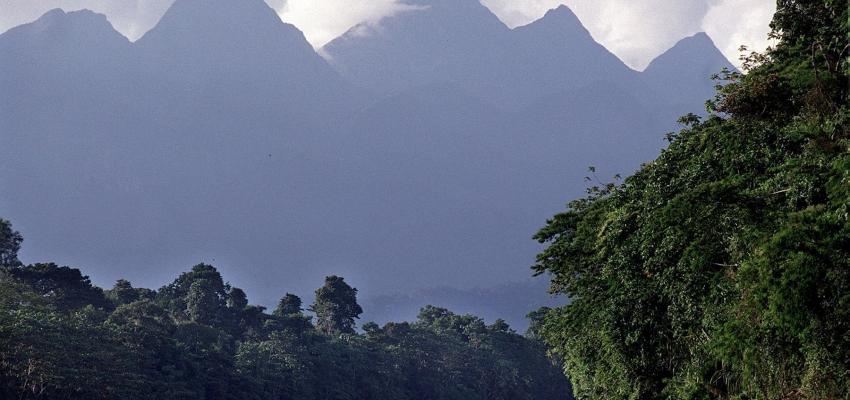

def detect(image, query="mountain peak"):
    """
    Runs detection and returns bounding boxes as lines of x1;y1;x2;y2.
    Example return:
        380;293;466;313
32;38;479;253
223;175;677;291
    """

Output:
37;8;67;21
9;8;118;35
518;4;587;36
0;7;128;50
689;31;712;42
321;0;510;95
158;0;278;22
400;0;488;8
645;32;734;74
393;0;509;30
542;5;581;23
673;32;716;50
131;0;352;107
325;0;509;50
138;0;307;48
642;31;736;117
135;0;326;74
36;8;106;23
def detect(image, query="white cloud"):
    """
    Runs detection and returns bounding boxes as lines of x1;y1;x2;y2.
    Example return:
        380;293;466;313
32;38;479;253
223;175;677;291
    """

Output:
701;0;776;67
275;0;424;47
480;0;773;70
0;0;774;69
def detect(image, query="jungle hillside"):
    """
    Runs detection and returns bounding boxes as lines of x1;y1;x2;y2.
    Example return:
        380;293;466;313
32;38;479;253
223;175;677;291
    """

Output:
533;1;850;398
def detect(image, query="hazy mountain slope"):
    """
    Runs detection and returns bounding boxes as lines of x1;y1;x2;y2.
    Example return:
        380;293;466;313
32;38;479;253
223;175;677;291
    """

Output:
333;84;538;291
134;0;360;129
0;10;147;279
642;32;738;118
322;1;643;109
333;79;666;296
505;6;642;104
0;3;363;299
0;9;134;130
0;1;736;319
322;0;510;97
361;278;566;333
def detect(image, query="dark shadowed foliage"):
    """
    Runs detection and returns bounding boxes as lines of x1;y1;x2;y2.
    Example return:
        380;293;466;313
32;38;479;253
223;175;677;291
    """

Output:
0;230;572;399
0;219;22;267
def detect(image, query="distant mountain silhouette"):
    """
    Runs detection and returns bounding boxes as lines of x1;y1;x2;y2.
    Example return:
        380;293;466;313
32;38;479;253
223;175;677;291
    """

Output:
505;5;642;106
0;9;133;128
323;1;640;108
0;3;362;299
135;0;360;129
0;2;736;319
323;0;509;97
360;278;566;333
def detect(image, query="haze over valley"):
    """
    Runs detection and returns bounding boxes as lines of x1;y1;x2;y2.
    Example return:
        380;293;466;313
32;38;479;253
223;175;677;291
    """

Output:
1;0;735;328
2;2;846;398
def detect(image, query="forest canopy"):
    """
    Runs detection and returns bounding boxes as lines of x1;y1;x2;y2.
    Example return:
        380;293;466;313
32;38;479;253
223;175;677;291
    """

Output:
0;219;570;400
534;1;849;398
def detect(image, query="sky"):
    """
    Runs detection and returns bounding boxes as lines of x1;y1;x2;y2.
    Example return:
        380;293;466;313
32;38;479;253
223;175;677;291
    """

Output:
0;0;774;70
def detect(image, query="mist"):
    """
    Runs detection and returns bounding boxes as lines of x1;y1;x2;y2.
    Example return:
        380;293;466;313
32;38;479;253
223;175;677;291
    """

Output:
2;0;735;328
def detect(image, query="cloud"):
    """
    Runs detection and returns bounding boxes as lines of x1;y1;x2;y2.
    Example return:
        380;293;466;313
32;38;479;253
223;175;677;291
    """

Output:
278;0;774;69
275;0;424;47
701;0;777;67
480;0;713;69
480;0;773;70
0;0;773;69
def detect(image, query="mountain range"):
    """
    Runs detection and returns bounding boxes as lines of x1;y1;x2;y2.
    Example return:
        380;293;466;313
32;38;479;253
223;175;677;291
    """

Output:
0;0;735;322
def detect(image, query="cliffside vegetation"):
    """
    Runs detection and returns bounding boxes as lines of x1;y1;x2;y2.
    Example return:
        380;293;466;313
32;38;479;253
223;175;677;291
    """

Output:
534;1;849;398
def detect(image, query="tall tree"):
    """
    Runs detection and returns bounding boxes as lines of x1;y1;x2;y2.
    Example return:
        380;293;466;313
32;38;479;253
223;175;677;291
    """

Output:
157;264;228;322
186;279;223;326
524;307;550;340
310;276;363;335
268;293;312;336
107;279;154;306
0;218;22;267
227;287;248;310
273;293;303;317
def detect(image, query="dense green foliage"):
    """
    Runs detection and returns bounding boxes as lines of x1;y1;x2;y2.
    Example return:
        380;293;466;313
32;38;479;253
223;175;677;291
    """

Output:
0;218;22;267
311;275;364;335
534;1;849;398
0;219;570;400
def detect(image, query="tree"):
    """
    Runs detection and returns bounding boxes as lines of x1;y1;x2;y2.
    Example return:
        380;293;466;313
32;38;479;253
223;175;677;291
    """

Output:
524;307;550;340
487;319;511;334
157;264;228;323
0;218;22;267
310;276;363;335
9;263;110;311
186;279;223;326
534;1;849;398
274;293;303;317
361;321;380;338
0;260;572;399
227;287;248;310
105;299;187;398
235;333;311;399
0;218;570;399
107;279;154;306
